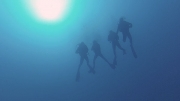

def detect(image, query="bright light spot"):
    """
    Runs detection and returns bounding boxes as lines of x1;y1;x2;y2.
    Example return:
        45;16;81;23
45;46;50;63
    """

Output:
26;0;70;23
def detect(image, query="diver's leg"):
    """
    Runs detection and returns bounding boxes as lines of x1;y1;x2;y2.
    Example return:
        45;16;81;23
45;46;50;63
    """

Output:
127;32;133;45
84;55;90;67
99;53;116;69
112;43;117;65
84;55;95;73
113;56;117;65
93;55;98;69
76;57;84;82
122;33;127;42
112;42;116;57
76;69;80;82
78;56;84;70
116;42;126;55
99;53;110;64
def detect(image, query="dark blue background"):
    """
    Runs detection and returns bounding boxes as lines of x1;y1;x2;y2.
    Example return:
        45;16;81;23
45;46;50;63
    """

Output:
0;0;180;101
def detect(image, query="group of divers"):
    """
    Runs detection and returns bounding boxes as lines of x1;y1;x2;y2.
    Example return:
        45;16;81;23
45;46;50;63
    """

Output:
75;17;137;81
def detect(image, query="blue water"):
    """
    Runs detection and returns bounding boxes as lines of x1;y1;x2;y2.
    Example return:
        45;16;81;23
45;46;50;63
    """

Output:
0;0;180;101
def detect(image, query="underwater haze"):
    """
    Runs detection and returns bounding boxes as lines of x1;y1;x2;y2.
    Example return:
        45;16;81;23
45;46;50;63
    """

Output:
0;0;180;101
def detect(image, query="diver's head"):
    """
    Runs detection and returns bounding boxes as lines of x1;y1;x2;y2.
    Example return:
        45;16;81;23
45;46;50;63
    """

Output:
109;30;114;34
120;17;125;22
93;40;97;44
80;42;84;45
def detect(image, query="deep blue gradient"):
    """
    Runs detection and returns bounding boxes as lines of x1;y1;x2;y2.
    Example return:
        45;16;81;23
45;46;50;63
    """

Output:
0;0;180;101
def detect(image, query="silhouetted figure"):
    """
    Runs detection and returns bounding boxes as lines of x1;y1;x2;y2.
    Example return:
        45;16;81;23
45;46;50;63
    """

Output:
91;40;115;69
75;42;95;82
108;30;126;65
116;17;137;58
117;17;133;44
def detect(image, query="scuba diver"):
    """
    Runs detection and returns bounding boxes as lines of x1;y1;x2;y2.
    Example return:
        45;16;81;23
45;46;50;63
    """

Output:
116;17;133;45
108;30;126;65
91;40;115;69
116;17;137;58
75;42;95;82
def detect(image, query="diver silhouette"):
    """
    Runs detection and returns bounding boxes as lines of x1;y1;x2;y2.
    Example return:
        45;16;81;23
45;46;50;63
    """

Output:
75;42;95;81
116;17;137;58
91;40;115;69
108;30;126;65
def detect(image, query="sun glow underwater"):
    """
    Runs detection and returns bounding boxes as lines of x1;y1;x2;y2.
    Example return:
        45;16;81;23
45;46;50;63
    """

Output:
3;0;85;35
26;0;71;23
